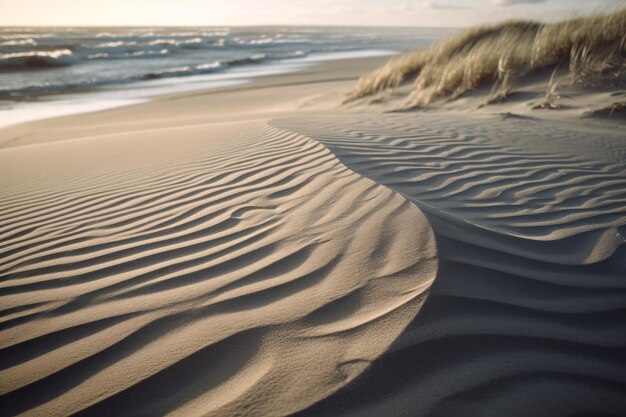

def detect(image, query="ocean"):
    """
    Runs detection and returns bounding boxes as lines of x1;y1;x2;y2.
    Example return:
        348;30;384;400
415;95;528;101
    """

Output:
0;26;451;127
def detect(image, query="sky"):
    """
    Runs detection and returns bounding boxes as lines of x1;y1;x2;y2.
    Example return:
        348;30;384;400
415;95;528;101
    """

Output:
1;0;624;27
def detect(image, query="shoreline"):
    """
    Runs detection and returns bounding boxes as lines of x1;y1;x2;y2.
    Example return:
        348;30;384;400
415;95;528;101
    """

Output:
0;49;396;132
0;54;390;148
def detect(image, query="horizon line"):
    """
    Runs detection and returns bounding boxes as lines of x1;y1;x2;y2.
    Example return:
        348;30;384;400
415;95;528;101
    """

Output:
0;23;462;29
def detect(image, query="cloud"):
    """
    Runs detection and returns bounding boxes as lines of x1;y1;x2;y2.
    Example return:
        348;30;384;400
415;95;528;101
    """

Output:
491;0;547;5
385;1;470;13
422;1;470;9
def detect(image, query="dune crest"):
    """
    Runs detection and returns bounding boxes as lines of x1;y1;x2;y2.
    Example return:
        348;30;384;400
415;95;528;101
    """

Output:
273;112;626;416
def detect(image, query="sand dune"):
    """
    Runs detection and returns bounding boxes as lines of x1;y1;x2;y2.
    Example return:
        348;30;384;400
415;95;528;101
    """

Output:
1;52;625;417
274;112;626;416
0;118;437;416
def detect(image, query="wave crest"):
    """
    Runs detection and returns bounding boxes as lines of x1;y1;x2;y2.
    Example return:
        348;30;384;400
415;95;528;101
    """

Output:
0;49;76;70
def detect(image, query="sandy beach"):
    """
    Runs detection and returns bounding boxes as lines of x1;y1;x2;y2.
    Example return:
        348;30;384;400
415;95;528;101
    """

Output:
1;45;626;417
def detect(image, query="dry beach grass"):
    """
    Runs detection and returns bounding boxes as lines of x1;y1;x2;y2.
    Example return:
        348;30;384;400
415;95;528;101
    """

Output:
349;8;626;106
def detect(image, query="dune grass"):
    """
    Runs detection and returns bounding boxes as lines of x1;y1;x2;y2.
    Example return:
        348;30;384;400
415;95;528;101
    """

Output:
349;8;626;106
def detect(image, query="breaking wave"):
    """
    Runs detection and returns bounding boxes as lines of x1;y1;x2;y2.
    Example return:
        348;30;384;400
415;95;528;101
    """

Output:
0;49;76;70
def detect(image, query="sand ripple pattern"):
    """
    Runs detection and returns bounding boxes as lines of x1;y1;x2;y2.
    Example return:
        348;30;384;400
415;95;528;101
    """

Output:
273;114;626;417
0;121;437;416
274;114;626;244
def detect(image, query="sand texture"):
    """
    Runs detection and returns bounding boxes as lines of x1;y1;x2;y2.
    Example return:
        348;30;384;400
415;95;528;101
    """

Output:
1;56;625;416
275;113;626;416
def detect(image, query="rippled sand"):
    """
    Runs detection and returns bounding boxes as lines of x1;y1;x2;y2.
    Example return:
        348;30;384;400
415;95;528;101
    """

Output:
1;57;625;416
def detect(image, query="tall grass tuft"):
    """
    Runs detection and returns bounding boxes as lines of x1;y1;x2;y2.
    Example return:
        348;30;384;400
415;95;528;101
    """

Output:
348;8;626;106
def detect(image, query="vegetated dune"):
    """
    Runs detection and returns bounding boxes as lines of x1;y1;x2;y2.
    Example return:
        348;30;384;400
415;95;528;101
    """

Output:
0;120;437;416
273;112;626;417
348;8;626;109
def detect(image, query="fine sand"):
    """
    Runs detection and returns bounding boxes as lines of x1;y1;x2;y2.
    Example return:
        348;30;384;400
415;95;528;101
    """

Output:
1;55;626;416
